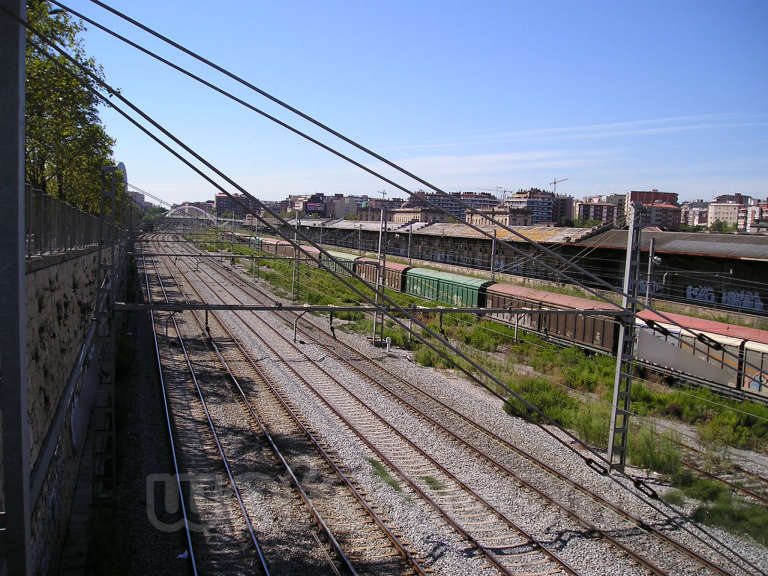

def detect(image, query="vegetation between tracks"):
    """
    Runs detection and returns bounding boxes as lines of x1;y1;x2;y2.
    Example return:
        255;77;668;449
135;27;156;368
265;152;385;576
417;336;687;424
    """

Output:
366;458;402;493
191;234;768;543
190;234;768;452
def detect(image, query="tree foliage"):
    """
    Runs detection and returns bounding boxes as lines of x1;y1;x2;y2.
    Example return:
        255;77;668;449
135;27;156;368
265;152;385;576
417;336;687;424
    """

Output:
25;0;125;216
710;219;735;233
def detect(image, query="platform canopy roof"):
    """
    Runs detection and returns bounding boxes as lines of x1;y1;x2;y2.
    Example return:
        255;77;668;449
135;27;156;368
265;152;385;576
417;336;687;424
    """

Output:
573;230;768;260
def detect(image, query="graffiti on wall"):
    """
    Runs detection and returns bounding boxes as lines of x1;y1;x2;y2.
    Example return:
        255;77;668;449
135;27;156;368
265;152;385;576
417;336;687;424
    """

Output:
685;284;716;304
721;289;764;312
685;284;764;312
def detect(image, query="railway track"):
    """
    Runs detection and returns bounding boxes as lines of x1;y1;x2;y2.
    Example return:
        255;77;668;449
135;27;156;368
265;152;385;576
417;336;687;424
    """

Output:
154;246;428;575
143;249;272;574
160;237;582;575
145;239;432;575
164;237;648;573
184;235;768;573
146;234;768;575
673;439;768;506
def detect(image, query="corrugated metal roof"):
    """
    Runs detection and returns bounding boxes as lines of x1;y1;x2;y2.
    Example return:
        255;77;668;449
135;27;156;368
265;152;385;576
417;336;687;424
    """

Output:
261;236;290;245
638;310;768;345
573;230;768;259
282;219;595;244
290;218;404;232
300;245;320;255
414;223;594;244
407;267;493;288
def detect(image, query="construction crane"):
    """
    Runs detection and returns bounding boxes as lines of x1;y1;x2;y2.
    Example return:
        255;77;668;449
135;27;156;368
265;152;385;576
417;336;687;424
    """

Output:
550;177;568;195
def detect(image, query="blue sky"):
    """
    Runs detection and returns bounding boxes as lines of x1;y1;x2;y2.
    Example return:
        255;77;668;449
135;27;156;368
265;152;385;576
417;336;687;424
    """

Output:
65;0;768;204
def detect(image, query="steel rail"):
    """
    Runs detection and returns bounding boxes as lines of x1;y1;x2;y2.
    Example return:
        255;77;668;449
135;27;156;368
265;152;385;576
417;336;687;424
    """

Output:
113;301;625;316
154;234;767;576
155;255;362;576
191;251;672;574
138;247;199;576
148;254;271;575
21;12;766;507
167;243;581;576
154;245;428;576
189;245;698;576
290;316;753;576
186;239;759;576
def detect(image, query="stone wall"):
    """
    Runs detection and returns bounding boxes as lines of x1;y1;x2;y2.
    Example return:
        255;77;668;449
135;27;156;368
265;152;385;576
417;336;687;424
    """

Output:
25;247;101;575
26;248;99;463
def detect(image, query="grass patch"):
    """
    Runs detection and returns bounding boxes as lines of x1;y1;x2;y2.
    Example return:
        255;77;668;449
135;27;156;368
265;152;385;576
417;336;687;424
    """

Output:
413;343;456;369
668;468;768;545
661;488;685;506
628;427;681;476
672;469;729;502
503;376;577;427
692;498;768;545
573;402;611;450
422;476;445;491
366;457;402;493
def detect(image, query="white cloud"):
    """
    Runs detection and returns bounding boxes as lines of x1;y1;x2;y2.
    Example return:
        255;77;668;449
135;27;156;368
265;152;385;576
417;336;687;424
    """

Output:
392;113;768;152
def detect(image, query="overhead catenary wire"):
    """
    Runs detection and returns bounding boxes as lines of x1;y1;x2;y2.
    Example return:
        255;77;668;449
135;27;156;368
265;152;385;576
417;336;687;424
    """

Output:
53;0;767;395
53;0;627;311
19;19;609;465
57;0;768;457
65;0;766;381
15;13;765;575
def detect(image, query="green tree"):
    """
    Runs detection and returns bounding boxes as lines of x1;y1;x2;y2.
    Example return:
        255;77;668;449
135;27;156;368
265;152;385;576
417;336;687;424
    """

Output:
25;0;118;214
710;219;734;233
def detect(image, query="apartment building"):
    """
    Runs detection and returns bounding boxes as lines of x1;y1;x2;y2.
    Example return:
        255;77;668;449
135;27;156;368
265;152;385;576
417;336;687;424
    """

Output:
708;203;740;228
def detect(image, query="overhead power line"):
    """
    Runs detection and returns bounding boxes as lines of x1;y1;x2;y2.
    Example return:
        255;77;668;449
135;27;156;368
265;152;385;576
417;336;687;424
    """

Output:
56;0;768;439
11;10;763;572
53;0;627;311
53;0;755;376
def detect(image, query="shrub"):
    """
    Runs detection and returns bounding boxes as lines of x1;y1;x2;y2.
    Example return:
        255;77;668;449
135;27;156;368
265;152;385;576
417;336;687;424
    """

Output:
573;402;611;449
673;470;729;502
662;488;685;506
503;377;577;427
628;427;681;476
692;499;768;545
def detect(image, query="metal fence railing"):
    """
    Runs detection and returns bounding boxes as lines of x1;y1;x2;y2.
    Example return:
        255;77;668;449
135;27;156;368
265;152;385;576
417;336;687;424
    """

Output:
25;184;104;259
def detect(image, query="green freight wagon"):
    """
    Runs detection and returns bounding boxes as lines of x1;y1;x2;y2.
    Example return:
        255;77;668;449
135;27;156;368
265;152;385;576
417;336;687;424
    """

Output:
320;249;359;275
404;268;493;307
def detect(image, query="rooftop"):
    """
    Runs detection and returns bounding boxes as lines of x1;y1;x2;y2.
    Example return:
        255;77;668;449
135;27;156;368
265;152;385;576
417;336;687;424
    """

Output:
573;229;768;260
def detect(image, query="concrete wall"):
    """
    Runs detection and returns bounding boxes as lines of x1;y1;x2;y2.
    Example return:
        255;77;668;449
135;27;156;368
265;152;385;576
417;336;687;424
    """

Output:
25;247;100;575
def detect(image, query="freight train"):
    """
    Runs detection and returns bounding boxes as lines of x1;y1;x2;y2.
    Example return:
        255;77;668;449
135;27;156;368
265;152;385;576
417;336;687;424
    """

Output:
246;235;768;401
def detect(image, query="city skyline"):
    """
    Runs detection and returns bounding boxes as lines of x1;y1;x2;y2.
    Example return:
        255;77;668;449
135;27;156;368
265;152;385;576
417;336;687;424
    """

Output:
69;0;767;205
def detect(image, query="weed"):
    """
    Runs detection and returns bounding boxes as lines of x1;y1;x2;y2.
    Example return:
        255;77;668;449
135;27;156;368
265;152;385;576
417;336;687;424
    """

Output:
573;402;611;450
503;376;576;427
662;488;685;506
422;476;445;491
366;457;402;493
692;498;768;545
628;427;681;476
672;470;729;502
